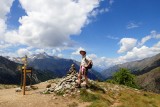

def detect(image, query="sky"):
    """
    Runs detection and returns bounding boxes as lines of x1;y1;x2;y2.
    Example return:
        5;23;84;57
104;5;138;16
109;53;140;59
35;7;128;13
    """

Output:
0;0;160;71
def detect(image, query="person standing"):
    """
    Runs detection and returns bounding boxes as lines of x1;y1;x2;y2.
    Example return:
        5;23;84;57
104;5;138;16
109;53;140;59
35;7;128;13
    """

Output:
76;49;92;88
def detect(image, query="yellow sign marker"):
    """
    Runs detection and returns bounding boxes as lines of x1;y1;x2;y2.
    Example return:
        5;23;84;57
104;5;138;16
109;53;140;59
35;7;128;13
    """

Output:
24;70;32;73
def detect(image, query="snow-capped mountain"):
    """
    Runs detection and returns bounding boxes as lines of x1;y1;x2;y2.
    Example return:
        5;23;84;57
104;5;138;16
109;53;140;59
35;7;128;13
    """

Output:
7;52;105;80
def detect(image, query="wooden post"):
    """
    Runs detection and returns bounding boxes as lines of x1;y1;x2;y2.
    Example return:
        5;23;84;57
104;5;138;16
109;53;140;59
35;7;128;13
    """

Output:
22;55;27;95
20;70;23;89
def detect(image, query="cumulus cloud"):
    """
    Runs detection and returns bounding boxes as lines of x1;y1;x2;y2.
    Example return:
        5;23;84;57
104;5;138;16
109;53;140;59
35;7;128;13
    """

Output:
4;0;101;48
0;0;14;38
0;0;14;19
118;38;137;53
139;36;152;46
92;31;160;70
72;47;85;55
58;53;63;58
139;30;160;46
0;19;6;38
17;48;30;57
0;41;12;49
90;41;160;70
118;44;160;62
0;0;14;54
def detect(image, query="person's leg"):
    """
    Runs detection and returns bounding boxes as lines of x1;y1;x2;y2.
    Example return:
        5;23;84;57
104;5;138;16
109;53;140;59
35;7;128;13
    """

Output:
84;69;89;85
78;72;82;85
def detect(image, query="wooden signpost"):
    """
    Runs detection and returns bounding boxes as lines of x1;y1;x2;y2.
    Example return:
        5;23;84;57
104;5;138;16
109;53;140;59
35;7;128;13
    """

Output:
17;55;33;95
22;55;27;95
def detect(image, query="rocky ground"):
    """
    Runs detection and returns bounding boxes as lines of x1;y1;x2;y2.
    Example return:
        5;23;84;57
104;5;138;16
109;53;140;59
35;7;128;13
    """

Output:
0;81;91;107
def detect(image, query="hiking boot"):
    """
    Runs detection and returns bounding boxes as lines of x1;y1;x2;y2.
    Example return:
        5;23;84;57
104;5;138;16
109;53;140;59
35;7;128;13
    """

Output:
86;84;91;89
86;84;89;89
75;84;81;88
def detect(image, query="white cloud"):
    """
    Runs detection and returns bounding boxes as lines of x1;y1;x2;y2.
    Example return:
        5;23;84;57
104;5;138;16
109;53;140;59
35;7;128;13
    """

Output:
72;47;85;55
58;53;63;58
0;19;6;38
139;30;160;46
17;48;30;57
139;36;152;46
0;0;14;39
89;41;160;70
126;22;140;29
119;42;160;62
4;0;101;49
0;0;14;19
106;35;119;40
118;38;137;53
35;49;45;54
89;7;109;18
0;0;14;54
0;41;12;49
92;31;160;70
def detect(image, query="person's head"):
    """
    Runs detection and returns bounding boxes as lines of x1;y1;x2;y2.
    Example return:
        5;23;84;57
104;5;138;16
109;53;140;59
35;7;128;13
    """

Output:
79;50;86;56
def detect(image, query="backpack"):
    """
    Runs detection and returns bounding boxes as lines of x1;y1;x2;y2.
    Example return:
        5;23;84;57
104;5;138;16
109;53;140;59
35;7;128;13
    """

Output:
85;58;93;69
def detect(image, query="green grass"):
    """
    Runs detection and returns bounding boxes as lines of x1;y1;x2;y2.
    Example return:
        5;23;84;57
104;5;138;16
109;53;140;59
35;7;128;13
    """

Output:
79;83;113;107
79;82;160;107
114;88;160;107
80;89;100;102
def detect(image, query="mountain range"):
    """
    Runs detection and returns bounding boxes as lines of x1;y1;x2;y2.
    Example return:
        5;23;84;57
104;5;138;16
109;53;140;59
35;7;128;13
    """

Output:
102;53;160;78
0;53;104;85
1;52;160;93
102;53;160;93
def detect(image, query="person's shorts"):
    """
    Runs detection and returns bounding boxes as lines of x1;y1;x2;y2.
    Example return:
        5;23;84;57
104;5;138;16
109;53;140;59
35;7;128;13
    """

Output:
79;67;88;76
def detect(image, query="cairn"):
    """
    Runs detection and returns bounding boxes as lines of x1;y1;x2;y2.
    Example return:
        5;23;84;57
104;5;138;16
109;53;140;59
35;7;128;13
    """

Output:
43;64;90;95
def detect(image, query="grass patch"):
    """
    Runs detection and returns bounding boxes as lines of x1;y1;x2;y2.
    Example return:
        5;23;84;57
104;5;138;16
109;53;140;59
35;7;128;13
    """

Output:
80;89;100;102
56;90;65;96
43;91;50;94
80;88;112;107
118;89;160;107
89;83;106;94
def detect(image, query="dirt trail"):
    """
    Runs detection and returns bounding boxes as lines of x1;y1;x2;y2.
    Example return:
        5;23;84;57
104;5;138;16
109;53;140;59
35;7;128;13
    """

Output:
0;82;90;107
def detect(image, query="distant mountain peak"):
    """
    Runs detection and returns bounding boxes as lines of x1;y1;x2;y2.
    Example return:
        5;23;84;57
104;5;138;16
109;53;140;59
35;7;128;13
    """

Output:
29;52;50;59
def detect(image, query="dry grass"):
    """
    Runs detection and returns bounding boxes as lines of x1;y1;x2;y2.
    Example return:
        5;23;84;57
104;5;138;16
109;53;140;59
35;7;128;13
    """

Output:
0;84;18;89
79;82;160;107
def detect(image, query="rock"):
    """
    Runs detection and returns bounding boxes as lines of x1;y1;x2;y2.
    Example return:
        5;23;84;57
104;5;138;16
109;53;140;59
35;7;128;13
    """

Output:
42;64;94;95
65;84;71;89
54;85;63;91
15;87;22;92
43;90;50;94
81;82;86;87
25;86;32;91
46;84;51;88
52;97;57;100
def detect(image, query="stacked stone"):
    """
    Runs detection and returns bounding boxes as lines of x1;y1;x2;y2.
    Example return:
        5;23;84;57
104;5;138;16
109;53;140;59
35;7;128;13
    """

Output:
43;64;82;95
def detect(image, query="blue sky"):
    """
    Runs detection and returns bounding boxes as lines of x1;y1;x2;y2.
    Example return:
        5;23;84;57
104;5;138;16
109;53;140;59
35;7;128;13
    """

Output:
0;0;160;70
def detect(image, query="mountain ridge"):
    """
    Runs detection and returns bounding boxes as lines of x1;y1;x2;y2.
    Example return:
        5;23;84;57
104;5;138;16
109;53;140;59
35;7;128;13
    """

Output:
102;53;160;79
0;53;105;85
